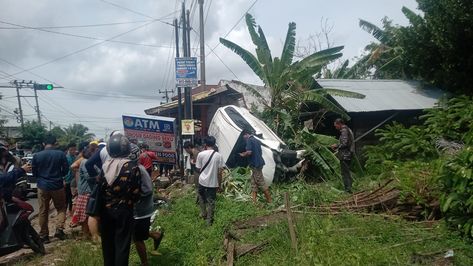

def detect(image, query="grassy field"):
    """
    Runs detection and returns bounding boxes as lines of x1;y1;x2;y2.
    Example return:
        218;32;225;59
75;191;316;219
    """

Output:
14;181;473;266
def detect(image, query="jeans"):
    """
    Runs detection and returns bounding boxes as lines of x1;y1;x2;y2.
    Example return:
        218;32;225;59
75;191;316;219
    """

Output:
100;206;134;266
341;160;352;192
38;188;66;237
198;185;216;224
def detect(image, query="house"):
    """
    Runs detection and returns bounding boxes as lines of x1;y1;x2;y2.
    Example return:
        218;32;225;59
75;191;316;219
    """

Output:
144;79;444;155
315;79;445;154
144;80;266;138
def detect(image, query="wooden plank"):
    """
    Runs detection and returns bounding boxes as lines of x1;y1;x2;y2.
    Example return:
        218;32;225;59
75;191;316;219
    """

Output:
227;240;235;266
284;192;298;252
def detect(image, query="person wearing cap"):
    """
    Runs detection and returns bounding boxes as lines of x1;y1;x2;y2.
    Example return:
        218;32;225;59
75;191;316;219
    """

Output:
239;129;272;204
196;136;225;226
99;133;143;266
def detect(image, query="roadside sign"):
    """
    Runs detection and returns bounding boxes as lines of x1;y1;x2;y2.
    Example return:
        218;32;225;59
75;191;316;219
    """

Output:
122;115;177;165
175;57;198;87
181;119;195;135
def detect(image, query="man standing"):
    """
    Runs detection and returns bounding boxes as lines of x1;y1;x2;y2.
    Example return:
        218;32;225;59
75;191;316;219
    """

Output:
64;143;77;216
184;141;200;185
331;118;355;193
240;129;272;204
196;136;225;226
32;135;69;242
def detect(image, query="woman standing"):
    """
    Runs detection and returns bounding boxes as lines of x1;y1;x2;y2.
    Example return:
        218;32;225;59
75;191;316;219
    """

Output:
99;133;142;266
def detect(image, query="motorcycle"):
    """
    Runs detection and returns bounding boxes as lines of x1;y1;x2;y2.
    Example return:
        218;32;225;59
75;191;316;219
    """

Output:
0;197;45;256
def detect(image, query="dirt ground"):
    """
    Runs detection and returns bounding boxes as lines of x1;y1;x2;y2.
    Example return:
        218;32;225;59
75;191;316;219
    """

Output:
0;206;85;265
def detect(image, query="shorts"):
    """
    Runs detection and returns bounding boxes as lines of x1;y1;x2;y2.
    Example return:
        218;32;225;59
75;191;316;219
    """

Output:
133;217;151;241
251;167;267;192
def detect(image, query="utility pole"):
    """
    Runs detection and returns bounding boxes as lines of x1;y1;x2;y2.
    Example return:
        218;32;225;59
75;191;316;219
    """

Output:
198;0;206;90
158;88;173;104
175;17;184;178
33;87;42;126
14;81;24;129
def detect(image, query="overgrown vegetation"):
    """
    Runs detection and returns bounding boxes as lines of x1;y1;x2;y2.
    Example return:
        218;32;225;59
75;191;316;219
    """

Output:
33;184;473;266
364;96;473;236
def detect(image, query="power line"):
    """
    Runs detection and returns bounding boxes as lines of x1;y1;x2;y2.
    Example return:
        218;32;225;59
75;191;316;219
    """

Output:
99;0;177;27
8;20;158;78
206;0;258;58
0;20;174;48
192;29;239;79
0;19;154;30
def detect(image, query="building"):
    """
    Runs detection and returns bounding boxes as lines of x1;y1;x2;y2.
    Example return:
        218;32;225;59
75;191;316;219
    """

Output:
144;80;266;139
315;79;445;154
145;79;444;154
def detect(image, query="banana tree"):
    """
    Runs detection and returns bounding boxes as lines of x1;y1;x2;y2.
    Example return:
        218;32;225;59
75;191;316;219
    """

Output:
220;14;366;180
220;14;364;124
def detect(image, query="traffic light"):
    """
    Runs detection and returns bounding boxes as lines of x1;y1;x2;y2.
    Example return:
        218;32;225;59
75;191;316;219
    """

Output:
33;83;53;90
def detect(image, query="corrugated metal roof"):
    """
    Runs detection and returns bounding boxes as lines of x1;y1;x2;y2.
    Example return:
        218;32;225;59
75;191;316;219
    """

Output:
144;85;229;115
316;79;445;113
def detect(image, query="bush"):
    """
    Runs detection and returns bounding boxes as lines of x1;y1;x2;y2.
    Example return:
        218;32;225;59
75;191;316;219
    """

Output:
364;123;437;174
439;146;473;237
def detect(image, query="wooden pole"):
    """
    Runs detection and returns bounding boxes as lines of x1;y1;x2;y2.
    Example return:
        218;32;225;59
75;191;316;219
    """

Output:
284;192;298;252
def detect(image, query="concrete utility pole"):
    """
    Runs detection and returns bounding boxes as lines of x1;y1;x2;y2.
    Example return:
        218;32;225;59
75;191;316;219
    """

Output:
175;17;184;178
33;87;42;125
14;81;24;129
198;0;206;90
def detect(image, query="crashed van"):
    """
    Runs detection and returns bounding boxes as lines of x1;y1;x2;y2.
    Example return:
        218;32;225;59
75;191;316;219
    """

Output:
208;105;304;185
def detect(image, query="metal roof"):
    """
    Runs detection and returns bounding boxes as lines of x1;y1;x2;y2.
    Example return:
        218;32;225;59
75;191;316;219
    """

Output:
144;85;230;115
316;79;445;113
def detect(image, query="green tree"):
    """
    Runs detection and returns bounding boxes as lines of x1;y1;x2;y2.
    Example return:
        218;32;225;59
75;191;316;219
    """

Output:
59;124;94;146
21;120;47;150
357;1;473;94
49;126;65;141
220;14;363;132
220;14;364;179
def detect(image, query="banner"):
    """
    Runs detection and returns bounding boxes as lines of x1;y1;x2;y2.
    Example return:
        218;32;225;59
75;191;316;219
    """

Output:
181;119;195;135
122;115;176;165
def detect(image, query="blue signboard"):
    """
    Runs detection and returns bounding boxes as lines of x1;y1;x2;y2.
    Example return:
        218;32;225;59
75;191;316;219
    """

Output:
122;115;176;164
175;57;198;87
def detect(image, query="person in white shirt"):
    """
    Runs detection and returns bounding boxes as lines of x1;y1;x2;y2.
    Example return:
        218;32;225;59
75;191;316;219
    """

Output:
195;136;225;226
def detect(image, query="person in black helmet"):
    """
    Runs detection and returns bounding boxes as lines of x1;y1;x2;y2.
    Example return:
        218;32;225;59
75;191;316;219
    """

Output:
99;133;142;266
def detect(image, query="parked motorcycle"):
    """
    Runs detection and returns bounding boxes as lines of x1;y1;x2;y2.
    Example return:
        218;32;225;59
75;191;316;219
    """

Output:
0;197;45;256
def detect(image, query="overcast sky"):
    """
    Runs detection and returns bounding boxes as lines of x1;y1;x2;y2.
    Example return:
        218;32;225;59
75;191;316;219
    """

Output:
0;0;418;138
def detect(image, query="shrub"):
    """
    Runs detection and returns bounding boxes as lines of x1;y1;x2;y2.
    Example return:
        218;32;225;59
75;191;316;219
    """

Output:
439;146;473;237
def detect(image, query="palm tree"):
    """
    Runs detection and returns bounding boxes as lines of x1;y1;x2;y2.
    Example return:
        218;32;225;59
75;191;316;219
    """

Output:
59;124;94;145
357;7;423;79
220;14;364;122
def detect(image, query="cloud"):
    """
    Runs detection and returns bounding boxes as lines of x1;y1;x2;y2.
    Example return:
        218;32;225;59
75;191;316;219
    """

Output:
0;0;419;135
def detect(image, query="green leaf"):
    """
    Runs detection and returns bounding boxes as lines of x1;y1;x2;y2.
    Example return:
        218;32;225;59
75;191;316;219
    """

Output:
359;19;387;43
280;22;296;67
219;37;267;84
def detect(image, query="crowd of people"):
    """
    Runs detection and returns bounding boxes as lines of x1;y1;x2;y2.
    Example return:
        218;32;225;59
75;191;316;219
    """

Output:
0;118;355;265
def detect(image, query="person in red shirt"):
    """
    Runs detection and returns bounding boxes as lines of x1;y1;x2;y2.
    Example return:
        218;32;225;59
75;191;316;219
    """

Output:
139;144;158;176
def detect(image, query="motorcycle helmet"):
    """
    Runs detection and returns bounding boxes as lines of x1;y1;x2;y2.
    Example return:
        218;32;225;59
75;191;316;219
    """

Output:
107;133;131;158
128;143;141;161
